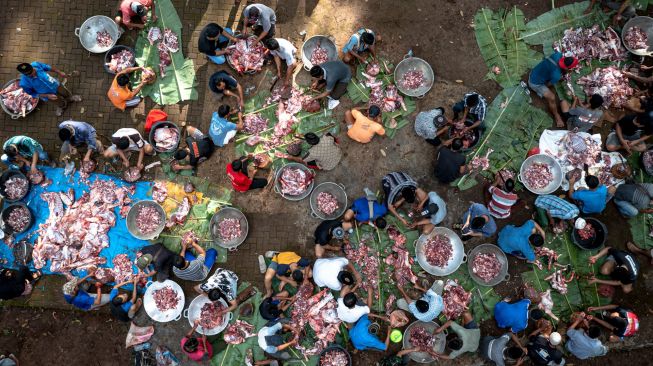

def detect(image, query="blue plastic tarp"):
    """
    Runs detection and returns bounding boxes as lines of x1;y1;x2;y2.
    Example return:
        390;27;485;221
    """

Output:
0;166;152;276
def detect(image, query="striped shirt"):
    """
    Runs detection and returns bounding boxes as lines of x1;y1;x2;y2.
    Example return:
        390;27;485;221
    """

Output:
464;92;488;123
487;186;518;219
534;195;579;220
173;254;209;281
381;172;417;205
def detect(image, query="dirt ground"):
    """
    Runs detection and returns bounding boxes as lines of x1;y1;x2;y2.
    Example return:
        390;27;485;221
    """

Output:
3;0;653;365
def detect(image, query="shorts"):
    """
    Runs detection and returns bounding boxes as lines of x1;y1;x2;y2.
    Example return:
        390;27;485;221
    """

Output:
107;141;153;155
528;77;550;98
606;131;641;147
330;82;349;100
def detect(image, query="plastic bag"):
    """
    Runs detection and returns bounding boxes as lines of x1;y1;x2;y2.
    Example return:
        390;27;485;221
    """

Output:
126;322;155;348
155;345;180;366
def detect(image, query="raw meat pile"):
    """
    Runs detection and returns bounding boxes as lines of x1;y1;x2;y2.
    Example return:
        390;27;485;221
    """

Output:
243;113;268;134
366;62;380;76
141;67;156;83
442;281;471;319
279;167;314;196
560;132;601;168
344;240;379;295
0;80;38;115
218;218;242;242
223;320;256;345
199;301;226;329
27;170;44;185
157;42;172;77
534;247;560;270
162;29;180;53
302;99;321;113
4;176;29;200
111;253;134;284
93;267;114;283
166;197;191;228
33;180;135;273
147;27;162;45
316;192;339;215
409;326;436;353
5;205;30;232
96;30;113;48
153;127;179;150
399;69;425;90
107;49;135;73
227;36;267;73
546;269;575;295
577;222;596;240
554;26;626;62
577;67;634;107
135;205;162;235
471;252;502;283
361;72;406;112
538;289;559;321
152;286;180;312
151;181;168;203
523;162;554;190
423;234;453;268
291;289;342;356
123;167;142;183
644;150;653;171
310;42;329;65
384;227;418;287
625;26;649;51
319;349;349;366
470;149;493;171
184;182;194;193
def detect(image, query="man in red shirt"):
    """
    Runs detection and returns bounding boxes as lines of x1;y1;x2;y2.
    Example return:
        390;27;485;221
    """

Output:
226;157;268;192
115;0;156;30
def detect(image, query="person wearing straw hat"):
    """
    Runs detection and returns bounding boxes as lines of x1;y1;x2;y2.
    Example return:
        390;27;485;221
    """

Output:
17;62;81;117
528;52;579;128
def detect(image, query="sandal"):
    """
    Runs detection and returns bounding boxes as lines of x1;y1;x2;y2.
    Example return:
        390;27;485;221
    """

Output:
31;270;42;282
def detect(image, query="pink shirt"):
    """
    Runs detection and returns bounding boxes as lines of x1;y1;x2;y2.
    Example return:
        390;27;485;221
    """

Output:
181;336;213;362
119;0;153;24
487;186;518;219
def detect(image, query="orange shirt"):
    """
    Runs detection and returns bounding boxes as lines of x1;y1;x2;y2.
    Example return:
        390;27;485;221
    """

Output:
347;110;385;143
107;77;135;111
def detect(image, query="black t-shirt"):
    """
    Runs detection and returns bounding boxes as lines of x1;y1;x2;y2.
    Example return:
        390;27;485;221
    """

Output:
314;219;342;245
186;136;215;167
608;248;639;284
435;148;466;183
209;71;238;95
110;302;131;322
606;306;635;337
259;297;281;320
527;335;563;366
140;244;175;279
198;23;228;56
617;115;650;136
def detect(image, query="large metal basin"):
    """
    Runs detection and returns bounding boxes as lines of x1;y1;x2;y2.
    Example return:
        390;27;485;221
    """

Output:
75;15;122;53
126;200;166;240
210;207;249;250
403;320;446;363
394;56;434;98
518;154;563;195
622;16;653;56
301;35;338;71
467;244;510;287
415;227;466;276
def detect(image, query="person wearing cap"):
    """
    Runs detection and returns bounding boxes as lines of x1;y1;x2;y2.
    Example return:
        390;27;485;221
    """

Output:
344;196;388;226
263;252;311;298
172;234;218;282
397;285;443;322
528;52;579;127
486;172;525;219
309;61;352;107
613;182;653;218
565;312;608;359
314;219;353;258
560;94;604;132
137;243;176;282
452;92;488;132
587;303;639;341
606;111;653;154
58;120;103;162
17;62;81;117
107;66;146;111
435;138;468;184
242;3;277;45
62;273;111;311
534;195;580;229
263;38;298;87
414;107;450;147
435;311;480;359
193;268;240;314
312;257;361;292
526;332;565;366
456;202;497;240
209;105;243;148
569;174;614;215
115;0;155;30
226;156;268;192
480;332;528;366
498;219;545;263
344;105;386;143
587;245;640;294
337;285;372;324
198;23;237;64
342;28;379;64
283;132;342;171
494;298;532;333
104;127;154;170
173;125;216;172
208;70;244;109
409;190;447;234
1;135;48;172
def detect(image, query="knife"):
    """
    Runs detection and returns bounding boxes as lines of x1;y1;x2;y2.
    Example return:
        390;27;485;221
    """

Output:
475;287;490;314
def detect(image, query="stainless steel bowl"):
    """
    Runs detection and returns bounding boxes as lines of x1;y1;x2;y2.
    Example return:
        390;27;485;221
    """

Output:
301;35;338;71
394;56;434;98
467;244;510;287
210;207;249;250
149;121;181;153
309;182;348;220
75;15;123;53
274;163;315;201
518;154;563;195
622;16;653;56
403;320;446;363
143;279;185;323
126;200;166;240
184;295;232;336
1;79;39;119
415;227;466;276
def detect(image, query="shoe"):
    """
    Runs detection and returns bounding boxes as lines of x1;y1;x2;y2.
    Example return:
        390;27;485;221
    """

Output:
363;187;377;201
258;255;267;273
327;98;340;110
264;250;278;258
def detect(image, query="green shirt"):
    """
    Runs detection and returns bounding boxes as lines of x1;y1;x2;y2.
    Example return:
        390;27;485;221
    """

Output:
449;321;481;359
3;136;43;158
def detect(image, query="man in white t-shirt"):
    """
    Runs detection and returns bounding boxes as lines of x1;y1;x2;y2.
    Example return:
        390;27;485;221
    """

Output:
263;38;298;87
337;287;371;323
104;127;154;169
312;257;361;291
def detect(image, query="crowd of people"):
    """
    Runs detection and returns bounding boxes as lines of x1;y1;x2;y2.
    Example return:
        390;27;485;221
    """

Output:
1;0;652;365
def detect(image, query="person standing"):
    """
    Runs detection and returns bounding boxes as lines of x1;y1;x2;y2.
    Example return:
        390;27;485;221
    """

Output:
17;62;81;117
264;38;298;87
1;136;48;172
528;52;579;127
198;23;237;64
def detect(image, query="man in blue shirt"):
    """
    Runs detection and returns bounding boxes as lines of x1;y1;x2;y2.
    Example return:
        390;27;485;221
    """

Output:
209;105;243;147
349;314;391;351
342;28;378;64
398;286;443;322
344;196;388;227
498;219;546;263
457;202;496;240
17;62;81;117
566;313;608;360
58;120;103;162
62;274;110;311
569;174;614;214
494;299;532;333
528;53;578;127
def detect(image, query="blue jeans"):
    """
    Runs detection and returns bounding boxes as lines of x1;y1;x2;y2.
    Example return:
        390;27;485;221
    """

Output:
207;28;233;65
1;150;49;170
614;199;639;218
184;248;218;269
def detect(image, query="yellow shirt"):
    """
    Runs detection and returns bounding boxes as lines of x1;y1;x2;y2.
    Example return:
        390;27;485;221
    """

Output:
272;252;302;265
347;109;385;143
107;77;135;111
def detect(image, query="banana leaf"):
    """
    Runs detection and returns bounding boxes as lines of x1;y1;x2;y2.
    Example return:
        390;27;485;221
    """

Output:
520;1;609;46
474;7;543;88
629;160;653;248
210;283;267;366
134;0;198;105
453;85;552;190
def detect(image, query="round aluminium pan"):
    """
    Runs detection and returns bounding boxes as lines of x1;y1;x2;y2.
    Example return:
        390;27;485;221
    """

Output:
274;163;315;201
149;121;181;153
143;279;185;323
467;244;510;287
126;200;166;240
622;16;653;56
301;35;338;71
309;182;348;220
1;202;34;234
209;207;249;250
518;154;563;195
394;56;434;98
0;169;30;202
415;227;466;276
0;79;39;119
75;15;123;53
183;295;232;336
318;345;351;366
402;320;446;363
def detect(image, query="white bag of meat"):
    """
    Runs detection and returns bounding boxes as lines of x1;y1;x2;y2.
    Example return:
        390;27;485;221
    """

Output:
125;322;154;348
